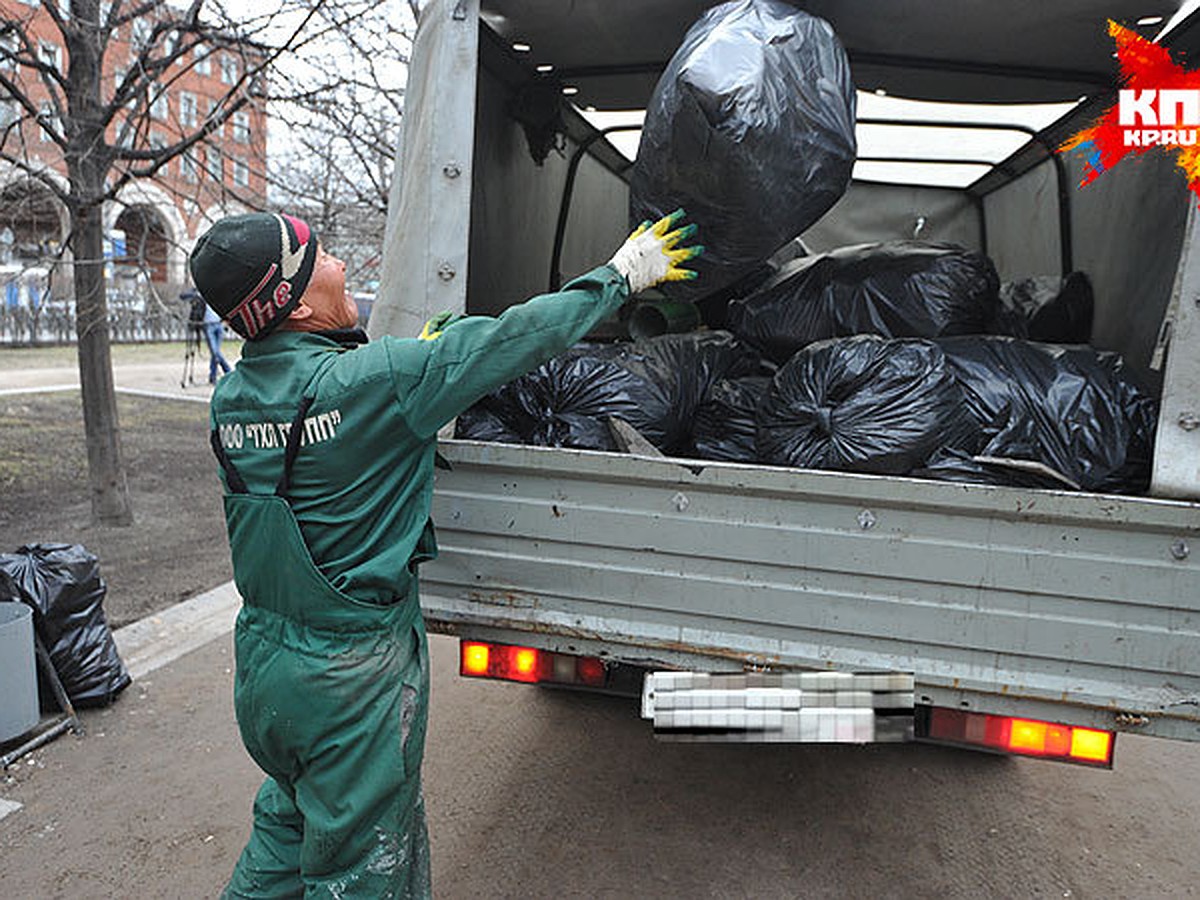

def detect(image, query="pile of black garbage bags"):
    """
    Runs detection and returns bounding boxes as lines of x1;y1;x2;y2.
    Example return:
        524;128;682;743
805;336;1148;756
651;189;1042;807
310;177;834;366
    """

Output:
457;287;1157;495
459;0;1157;495
0;543;130;709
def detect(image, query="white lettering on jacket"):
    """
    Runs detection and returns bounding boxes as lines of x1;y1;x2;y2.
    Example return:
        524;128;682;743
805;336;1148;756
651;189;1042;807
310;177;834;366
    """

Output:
220;409;343;451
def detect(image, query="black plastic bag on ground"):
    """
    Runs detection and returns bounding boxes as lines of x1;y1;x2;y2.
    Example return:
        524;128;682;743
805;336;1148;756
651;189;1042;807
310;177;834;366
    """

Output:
0;543;131;707
727;241;1001;363
458;332;761;455
756;336;980;475
989;272;1094;344
691;376;770;463
935;336;1158;493
630;0;856;304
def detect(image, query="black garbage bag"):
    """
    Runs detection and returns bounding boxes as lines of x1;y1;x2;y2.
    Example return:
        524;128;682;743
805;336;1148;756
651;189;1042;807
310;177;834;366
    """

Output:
989;272;1094;344
727;241;1001;363
460;332;761;455
455;404;525;444
630;0;856;304
462;348;635;451
0;543;131;708
691;376;771;463
756;335;981;475
914;448;1077;491
935;336;1158;493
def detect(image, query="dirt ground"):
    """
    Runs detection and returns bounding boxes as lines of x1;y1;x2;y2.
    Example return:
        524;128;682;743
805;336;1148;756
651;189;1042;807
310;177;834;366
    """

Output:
0;343;235;628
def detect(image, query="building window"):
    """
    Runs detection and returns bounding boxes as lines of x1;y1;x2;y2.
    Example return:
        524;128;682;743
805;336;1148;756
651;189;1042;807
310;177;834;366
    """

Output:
206;147;222;181
194;50;211;77
233;158;249;187
39;42;61;70
131;18;153;50
220;54;238;85
232;111;250;144
181;150;198;183
180;92;197;128
38;102;58;142
150;90;168;120
1;34;16;72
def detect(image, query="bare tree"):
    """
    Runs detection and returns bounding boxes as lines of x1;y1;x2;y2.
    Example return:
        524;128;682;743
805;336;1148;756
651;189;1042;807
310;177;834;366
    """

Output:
0;0;409;525
268;0;419;296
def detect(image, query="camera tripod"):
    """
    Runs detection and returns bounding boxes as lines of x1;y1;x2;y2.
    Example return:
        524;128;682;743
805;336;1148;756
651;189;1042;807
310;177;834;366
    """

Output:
181;322;203;388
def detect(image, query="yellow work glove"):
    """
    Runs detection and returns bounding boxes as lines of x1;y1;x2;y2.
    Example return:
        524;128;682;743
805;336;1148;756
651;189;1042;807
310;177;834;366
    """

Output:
607;208;704;295
418;310;465;341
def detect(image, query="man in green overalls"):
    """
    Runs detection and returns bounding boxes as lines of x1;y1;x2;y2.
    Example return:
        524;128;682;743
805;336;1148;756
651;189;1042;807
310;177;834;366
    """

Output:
190;209;702;897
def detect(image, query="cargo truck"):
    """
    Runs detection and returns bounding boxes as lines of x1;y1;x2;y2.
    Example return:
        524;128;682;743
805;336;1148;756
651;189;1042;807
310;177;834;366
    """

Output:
370;0;1200;766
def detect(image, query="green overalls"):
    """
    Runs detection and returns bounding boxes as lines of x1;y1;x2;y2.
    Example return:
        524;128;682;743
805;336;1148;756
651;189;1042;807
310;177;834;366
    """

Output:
209;266;628;898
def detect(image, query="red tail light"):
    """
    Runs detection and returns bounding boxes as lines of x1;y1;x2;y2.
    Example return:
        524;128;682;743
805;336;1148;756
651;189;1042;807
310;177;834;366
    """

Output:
459;641;608;689
920;707;1114;767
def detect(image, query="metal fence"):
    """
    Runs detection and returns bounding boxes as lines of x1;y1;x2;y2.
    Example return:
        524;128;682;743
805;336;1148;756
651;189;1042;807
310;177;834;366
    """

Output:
0;304;191;346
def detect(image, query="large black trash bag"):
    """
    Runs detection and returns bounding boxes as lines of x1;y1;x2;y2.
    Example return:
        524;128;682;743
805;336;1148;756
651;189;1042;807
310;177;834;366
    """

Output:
756;336;981;475
630;0;856;304
461;332;761;455
989;272;1094;344
691;376;771;463
727;240;1001;363
914;448;1075;491
935;336;1158;493
455;404;525;444
0;543;131;707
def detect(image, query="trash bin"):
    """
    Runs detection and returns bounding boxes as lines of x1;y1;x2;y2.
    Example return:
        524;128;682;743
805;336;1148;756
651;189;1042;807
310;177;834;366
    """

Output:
0;602;39;743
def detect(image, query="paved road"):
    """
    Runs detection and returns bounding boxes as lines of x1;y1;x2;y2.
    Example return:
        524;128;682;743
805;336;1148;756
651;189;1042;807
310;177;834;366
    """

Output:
2;619;1198;898
0;360;217;400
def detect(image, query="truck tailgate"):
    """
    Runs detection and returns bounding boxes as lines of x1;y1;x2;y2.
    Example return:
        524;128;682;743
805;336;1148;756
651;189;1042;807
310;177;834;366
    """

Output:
422;439;1200;742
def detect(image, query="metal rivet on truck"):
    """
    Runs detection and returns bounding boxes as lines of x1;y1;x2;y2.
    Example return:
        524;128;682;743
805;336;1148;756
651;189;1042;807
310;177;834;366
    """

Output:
437;263;456;281
858;509;877;530
443;163;461;179
1171;539;1190;560
1177;412;1200;431
672;492;689;512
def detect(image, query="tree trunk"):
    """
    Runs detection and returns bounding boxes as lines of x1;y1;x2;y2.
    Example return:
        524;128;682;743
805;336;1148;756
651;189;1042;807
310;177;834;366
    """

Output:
66;0;132;526
72;201;132;525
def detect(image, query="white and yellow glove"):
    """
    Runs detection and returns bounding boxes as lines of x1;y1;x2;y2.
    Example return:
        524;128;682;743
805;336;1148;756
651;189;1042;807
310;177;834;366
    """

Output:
607;208;704;295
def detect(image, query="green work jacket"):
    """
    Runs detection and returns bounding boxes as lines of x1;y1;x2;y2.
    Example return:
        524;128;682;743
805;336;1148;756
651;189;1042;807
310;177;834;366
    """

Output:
209;264;628;604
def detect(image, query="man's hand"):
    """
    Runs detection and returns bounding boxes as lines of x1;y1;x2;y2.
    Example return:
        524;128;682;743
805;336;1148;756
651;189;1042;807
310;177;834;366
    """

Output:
607;209;704;295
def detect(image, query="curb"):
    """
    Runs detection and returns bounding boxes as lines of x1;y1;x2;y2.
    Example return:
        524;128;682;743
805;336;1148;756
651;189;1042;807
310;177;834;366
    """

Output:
113;580;241;680
0;385;211;404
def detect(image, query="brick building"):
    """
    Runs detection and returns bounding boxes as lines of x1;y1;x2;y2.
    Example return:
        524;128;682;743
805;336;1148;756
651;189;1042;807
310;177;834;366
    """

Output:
0;0;268;303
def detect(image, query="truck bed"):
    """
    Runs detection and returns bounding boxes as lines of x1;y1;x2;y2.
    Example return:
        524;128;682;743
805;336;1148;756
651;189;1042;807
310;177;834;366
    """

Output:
422;439;1200;742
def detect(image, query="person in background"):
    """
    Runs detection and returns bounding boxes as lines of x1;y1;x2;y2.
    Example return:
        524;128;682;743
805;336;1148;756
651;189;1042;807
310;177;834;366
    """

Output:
202;296;232;384
182;285;232;384
190;209;702;897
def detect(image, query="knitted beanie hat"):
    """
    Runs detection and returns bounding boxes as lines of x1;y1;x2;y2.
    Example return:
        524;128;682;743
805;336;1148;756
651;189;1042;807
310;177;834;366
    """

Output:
189;212;317;340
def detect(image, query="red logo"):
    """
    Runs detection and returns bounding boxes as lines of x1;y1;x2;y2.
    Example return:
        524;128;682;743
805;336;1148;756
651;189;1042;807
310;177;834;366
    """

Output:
1060;20;1200;202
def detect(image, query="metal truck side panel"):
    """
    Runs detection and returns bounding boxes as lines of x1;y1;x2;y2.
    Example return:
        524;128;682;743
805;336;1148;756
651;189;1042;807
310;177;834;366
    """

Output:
423;441;1200;742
